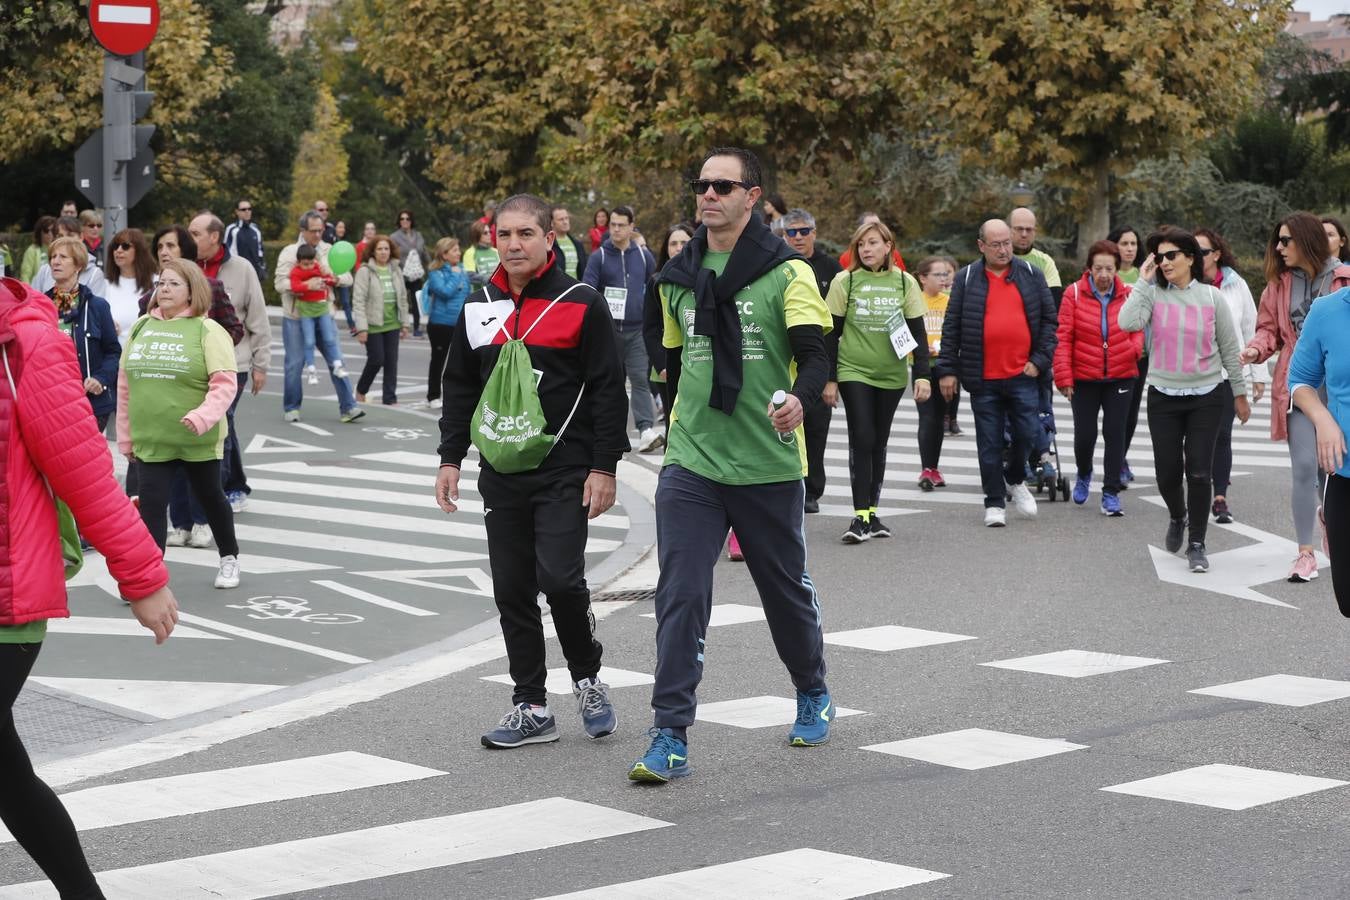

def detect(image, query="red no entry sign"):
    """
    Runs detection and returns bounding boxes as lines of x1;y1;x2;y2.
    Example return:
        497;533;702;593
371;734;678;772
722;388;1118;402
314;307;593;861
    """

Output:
89;0;160;56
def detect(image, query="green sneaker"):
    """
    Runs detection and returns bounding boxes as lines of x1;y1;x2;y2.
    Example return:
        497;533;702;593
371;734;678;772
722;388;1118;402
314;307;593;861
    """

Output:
628;728;690;783
340;408;366;424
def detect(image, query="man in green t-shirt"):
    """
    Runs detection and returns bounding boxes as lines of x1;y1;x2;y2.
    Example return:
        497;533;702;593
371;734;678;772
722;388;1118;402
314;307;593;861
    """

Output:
628;147;834;784
1010;207;1063;302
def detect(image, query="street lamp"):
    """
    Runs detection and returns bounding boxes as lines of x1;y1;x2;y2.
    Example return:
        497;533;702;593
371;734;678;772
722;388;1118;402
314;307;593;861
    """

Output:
1010;180;1034;208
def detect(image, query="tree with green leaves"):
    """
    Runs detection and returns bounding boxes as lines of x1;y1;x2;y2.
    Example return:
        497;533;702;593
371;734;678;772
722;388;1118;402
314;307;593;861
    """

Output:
893;0;1287;258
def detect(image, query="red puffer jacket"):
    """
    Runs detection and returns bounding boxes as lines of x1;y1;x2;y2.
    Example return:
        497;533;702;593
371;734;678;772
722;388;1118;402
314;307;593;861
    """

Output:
1053;273;1144;387
0;278;168;625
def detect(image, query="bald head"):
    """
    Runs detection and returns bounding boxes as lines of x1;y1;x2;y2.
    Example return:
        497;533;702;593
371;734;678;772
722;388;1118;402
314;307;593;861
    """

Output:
1009;207;1037;253
977;219;1014;272
188;212;225;261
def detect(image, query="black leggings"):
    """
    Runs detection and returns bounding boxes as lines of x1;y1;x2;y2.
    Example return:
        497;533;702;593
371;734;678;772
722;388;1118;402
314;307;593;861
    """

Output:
137;458;239;557
426;324;454;402
1212;382;1237;497
1327;474;1350;616
1123;353;1149;461
1147;387;1223;545
0;643;105;898
404;278;422;331
1069;379;1133;493
358;330;400;405
839;381;904;510
915;388;954;470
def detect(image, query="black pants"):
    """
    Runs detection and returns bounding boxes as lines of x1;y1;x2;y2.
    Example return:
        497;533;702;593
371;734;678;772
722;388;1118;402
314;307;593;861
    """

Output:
838;381;903;510
650;380;673;432
0;643;105;899
945;388;961;423
426;324;454;402
357;330;400;405
478;465;602;706
1147;387;1223;545
803;400;832;501
1327;474;1350;616
1070;379;1134;493
1212;382;1237;497
916;388;955;470
1124;353;1149;461
137;458;239;557
404;278;422;331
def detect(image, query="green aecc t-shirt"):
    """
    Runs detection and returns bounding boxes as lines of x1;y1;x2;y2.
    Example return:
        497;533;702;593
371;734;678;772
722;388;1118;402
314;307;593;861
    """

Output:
825;267;927;390
123;315;237;462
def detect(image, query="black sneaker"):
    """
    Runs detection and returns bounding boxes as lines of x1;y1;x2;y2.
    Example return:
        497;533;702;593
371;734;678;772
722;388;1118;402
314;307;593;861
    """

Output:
804;496;820;514
869;515;892;538
1187;541;1209;573
1212;498;1233;524
841;516;871;544
1165;517;1187;554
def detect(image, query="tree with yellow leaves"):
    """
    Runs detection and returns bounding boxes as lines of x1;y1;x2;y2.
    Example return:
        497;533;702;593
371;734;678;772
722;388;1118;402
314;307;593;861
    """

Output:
286;84;352;228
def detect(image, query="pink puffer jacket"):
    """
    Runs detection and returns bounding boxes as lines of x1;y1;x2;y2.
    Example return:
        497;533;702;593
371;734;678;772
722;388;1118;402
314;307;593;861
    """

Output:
0;278;167;625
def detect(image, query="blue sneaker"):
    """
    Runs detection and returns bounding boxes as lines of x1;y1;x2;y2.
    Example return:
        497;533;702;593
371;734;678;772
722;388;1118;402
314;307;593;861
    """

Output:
788;689;832;747
1121;460;1134;485
1101;492;1123;517
574;677;616;739
481;703;559;749
629;728;690;783
1072;474;1091;505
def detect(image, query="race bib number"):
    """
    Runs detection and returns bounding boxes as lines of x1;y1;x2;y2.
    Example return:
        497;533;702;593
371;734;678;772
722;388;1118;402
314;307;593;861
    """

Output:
604;286;627;320
887;308;918;359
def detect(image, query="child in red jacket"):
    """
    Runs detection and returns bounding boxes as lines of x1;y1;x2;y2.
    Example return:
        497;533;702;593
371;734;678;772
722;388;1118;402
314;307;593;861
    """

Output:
288;244;346;383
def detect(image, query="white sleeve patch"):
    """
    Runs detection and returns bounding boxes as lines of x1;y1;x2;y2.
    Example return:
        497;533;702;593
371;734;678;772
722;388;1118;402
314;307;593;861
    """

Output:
464;298;518;349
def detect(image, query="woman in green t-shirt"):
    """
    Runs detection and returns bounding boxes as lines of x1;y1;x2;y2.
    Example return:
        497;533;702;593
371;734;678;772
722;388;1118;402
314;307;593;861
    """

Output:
824;220;932;544
118;258;242;589
353;235;411;406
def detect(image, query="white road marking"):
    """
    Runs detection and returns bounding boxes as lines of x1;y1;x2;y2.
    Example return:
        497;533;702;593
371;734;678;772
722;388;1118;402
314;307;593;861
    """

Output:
694;696;866;729
28;677;281;721
981;649;1168;678
289;422;333;437
244;433;330;454
863;728;1087;770
232;524;489;563
46;617;227;640
312;579;437;616
1101;764;1347;810
176;612;370;665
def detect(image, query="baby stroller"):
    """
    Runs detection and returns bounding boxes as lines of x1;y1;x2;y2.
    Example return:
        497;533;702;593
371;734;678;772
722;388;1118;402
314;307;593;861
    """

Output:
1002;377;1070;502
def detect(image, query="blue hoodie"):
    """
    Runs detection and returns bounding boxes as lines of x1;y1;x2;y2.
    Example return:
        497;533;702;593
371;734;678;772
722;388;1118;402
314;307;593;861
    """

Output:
424;264;470;327
1288;286;1350;478
582;239;655;326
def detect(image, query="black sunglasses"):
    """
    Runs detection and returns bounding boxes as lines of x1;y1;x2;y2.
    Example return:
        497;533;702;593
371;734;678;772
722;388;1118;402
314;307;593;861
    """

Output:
112;241;134;251
689;179;751;196
1276;235;1293;248
1153;250;1186;263
237;206;251;212
785;227;813;237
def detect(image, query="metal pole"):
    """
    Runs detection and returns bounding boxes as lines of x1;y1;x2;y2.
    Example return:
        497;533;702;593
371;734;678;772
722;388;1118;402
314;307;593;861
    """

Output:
102;52;128;237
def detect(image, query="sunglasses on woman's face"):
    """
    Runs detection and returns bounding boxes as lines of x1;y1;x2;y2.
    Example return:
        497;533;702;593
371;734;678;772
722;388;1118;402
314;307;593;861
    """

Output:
1276;235;1294;248
113;241;134;251
1153;250;1186;263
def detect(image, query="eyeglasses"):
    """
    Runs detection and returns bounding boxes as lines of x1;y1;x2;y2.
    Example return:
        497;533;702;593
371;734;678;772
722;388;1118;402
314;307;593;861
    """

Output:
399;215;411;221
1276;235;1293;248
1153;250;1186;263
112;241;134;251
85;223;103;229
237;206;251;212
981;239;1013;250
1199;247;1218;256
785;227;813;237
689;179;751;196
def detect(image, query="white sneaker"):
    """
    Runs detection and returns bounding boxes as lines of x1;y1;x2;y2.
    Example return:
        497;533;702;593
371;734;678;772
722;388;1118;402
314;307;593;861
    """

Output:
984;506;1006;527
427;397;442;409
637;427;664;453
305;365;318;385
165;528;190;547
1009;482;1038;518
332;363;349;379
284;409;300;422
188;523;213;548
214;555;240;589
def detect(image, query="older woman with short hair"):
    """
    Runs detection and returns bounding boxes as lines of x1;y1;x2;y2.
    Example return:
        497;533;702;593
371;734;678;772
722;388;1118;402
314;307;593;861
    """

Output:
118;258;242;589
43;236;121;430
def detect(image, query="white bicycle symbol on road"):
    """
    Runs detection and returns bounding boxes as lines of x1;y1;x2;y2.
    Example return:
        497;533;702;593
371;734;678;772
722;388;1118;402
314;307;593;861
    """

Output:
226;595;364;625
362;426;428;442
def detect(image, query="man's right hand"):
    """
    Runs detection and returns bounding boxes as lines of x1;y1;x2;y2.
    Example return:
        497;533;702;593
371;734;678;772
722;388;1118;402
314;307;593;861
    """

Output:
356;331;368;345
940;375;958;401
436;465;460;513
822;381;838;408
1239;346;1260;364
131;586;179;645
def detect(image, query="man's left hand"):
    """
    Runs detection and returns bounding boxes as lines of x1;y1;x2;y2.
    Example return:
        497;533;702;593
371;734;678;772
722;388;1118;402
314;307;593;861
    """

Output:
252;368;267;394
1023;362;1040;378
767;392;804;433
582;471;616;519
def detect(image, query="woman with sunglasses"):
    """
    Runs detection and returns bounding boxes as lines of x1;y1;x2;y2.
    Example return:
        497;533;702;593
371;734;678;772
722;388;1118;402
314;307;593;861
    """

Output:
19;217;55;286
1119;227;1248;573
103;228;154;336
1241;212;1350;583
826;219;930;543
1194;228;1264;527
390;209;427;337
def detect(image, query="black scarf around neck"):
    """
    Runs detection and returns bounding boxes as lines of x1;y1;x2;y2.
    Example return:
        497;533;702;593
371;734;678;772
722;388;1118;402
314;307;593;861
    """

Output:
657;214;799;414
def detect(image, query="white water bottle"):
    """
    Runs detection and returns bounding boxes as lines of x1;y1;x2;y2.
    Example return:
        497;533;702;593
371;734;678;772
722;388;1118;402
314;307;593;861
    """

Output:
771;389;794;444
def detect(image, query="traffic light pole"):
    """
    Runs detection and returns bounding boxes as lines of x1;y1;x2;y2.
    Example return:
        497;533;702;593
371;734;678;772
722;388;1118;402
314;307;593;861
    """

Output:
101;53;130;238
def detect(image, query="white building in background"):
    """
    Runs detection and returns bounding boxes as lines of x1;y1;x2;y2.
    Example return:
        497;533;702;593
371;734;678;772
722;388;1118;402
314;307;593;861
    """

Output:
1287;10;1350;61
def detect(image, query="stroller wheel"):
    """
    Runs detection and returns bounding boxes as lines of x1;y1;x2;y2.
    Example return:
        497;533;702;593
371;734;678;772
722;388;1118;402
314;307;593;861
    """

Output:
1059;477;1070;501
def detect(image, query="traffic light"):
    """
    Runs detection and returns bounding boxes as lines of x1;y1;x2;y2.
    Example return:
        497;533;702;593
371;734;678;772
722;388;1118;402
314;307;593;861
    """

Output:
105;57;154;163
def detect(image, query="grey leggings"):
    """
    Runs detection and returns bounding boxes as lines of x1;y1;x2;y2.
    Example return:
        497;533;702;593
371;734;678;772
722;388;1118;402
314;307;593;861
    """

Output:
1288;407;1326;547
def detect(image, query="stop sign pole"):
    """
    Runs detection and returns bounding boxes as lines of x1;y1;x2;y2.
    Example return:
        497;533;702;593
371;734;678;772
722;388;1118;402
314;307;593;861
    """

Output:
86;0;160;236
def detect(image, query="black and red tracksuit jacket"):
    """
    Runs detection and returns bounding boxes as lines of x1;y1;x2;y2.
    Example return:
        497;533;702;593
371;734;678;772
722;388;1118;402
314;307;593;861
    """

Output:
438;251;630;474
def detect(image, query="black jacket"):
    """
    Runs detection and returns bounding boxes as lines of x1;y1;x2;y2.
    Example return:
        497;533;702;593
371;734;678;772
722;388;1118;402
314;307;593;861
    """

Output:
439;252;630;474
936;257;1057;390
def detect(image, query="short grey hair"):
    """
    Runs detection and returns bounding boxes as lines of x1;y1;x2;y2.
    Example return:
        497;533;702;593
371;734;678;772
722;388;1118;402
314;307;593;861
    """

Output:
298;210;323;231
781;208;816;229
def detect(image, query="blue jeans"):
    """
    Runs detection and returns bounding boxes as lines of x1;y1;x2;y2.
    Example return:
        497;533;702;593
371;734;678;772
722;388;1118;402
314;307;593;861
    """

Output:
283;315;357;415
616;326;655;432
970;374;1042;508
335;285;354;330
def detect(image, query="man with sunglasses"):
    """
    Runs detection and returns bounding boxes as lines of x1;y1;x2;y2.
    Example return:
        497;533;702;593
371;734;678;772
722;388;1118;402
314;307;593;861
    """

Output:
225;199;267;283
314;200;337;245
782;208;841;514
630;148;834;784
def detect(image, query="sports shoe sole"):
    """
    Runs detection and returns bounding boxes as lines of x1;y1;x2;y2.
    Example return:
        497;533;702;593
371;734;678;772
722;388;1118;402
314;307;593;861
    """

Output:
481;730;560;749
584;716;617;740
1288;570;1319;583
841;532;870;544
1190;562;1209;573
789;734;830;747
871;529;892;539
918;477;935;492
628;762;690;783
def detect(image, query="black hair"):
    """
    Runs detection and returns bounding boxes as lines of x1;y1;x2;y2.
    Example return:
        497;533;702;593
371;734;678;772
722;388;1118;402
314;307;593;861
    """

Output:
610;205;636;224
152;224;197;263
703;147;762;188
1106;225;1143;268
656;222;696;269
1144;226;1205;287
496;194;553;233
296;243;317;262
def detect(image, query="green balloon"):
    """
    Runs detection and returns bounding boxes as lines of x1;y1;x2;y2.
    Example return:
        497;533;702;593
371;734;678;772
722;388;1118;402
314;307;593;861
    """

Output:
328;240;356;276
